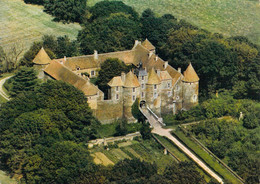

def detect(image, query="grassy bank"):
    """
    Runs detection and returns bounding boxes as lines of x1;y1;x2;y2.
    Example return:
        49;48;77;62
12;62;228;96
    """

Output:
173;129;242;184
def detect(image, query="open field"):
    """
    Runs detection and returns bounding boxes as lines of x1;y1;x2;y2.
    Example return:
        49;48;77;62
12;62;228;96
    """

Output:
173;129;242;184
0;171;17;184
88;0;260;45
0;0;80;54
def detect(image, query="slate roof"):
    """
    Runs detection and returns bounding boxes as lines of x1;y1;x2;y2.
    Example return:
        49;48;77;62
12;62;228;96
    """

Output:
44;60;99;96
124;71;140;87
183;63;199;82
33;47;51;65
147;68;161;85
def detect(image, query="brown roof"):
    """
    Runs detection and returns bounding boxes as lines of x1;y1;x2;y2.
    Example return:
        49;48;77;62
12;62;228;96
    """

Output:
141;39;155;51
44;60;99;96
147;68;161;85
33;47;51;65
124;71;140;87
108;76;124;87
160;71;172;80
165;65;182;86
63;55;99;71
183;63;199;82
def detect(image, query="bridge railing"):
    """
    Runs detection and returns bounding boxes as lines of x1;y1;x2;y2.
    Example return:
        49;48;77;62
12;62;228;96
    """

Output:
146;106;166;126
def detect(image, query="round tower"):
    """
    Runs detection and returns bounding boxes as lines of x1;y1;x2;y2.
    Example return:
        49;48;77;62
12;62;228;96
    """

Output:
181;63;199;110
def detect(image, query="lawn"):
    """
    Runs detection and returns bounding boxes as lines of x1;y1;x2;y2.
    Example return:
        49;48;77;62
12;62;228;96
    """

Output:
173;129;242;184
88;0;260;46
0;0;80;54
0;170;17;184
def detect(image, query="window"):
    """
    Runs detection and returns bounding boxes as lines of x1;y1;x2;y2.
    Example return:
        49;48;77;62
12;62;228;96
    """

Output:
76;66;80;71
167;82;171;88
142;76;144;80
176;96;180;100
116;86;119;92
193;95;197;102
168;91;172;97
142;84;145;89
132;95;136;101
133;88;135;93
154;92;157;99
91;70;95;76
154;84;157;90
141;92;145;98
116;94;119;100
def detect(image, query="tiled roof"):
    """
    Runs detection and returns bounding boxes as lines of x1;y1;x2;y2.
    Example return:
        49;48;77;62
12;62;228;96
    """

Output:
108;76;124;87
44;60;99;96
33;47;51;65
141;39;155;50
124;71;140;87
147;68;161;85
160;71;172;80
183;63;199;82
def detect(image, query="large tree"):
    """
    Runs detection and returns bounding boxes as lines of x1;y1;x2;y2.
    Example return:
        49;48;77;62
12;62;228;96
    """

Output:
44;0;87;23
78;14;141;54
96;58;130;98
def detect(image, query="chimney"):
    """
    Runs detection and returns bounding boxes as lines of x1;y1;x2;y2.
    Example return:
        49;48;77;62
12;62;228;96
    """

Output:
164;61;168;69
121;72;126;83
155;56;158;61
94;50;98;60
64;56;66;61
149;51;153;58
178;67;181;73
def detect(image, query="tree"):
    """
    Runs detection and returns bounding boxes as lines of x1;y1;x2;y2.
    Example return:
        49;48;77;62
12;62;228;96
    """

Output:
140;122;152;140
243;112;259;129
56;35;79;58
164;161;206;184
78;14;141;54
114;119;128;136
44;0;87;23
23;0;44;5
96;58;130;98
89;1;139;22
131;98;146;122
8;66;38;97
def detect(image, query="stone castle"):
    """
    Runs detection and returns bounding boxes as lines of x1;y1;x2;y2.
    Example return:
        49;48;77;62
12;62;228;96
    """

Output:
32;39;199;123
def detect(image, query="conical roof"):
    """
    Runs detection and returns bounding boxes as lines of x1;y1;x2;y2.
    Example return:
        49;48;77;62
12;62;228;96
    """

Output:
108;76;124;87
33;47;51;65
141;39;155;51
147;68;161;85
124;71;140;87
183;63;199;82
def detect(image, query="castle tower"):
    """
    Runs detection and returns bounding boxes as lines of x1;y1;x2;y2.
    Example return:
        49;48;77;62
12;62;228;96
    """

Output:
123;71;140;121
146;68;161;116
108;76;124;102
182;63;199;110
33;47;51;79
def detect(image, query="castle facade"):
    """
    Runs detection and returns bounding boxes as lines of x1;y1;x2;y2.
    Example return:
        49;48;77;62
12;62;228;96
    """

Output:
32;39;199;123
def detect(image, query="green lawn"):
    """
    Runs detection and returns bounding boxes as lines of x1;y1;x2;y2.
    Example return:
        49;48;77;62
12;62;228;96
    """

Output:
0;0;80;54
0;170;17;184
173;129;242;184
88;0;260;46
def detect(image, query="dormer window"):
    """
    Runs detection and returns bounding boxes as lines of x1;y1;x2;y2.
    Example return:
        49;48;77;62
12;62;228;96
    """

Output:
91;70;95;76
116;86;119;92
154;85;157;90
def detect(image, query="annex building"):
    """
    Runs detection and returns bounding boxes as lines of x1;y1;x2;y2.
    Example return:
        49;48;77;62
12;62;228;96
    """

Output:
32;39;199;123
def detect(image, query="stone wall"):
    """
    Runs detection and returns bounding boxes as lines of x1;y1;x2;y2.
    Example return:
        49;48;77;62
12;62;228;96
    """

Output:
95;99;123;124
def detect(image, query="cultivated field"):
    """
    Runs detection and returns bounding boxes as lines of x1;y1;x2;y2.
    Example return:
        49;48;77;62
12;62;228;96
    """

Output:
0;0;80;53
88;0;260;45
